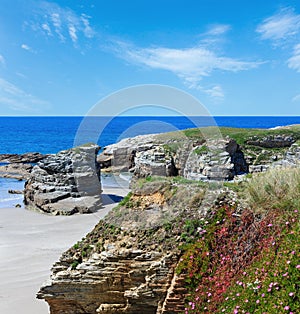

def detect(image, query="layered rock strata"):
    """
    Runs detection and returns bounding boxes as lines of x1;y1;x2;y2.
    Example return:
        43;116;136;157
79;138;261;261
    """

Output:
37;177;239;313
100;135;248;181
0;152;47;180
0;152;46;163
184;138;248;181
98;134;158;172
38;249;181;314
24;144;102;215
99;130;299;179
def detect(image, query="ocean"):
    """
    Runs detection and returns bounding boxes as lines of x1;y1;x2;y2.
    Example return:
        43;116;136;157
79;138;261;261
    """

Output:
0;116;299;208
0;116;300;154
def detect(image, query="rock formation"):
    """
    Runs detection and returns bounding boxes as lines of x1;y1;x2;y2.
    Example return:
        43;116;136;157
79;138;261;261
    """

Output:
0;162;33;180
99;128;300;179
134;145;178;178
0;152;46;163
246;135;295;148
38;248;181;314
100;135;248;181
98;134;158;172
184;138;248;181
0;152;47;180
37;178;232;313
36;126;300;313
24;144;102;215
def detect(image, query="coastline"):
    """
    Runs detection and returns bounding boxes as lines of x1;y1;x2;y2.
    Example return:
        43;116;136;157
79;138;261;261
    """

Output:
0;187;129;314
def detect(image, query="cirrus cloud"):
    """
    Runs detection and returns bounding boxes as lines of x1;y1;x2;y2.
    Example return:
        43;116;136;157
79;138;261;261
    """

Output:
287;43;300;72
26;1;95;47
0;54;5;66
0;77;50;113
112;40;262;96
256;7;300;44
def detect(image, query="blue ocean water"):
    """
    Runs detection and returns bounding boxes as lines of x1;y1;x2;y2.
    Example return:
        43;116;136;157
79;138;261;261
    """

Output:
0;116;299;208
0;116;299;154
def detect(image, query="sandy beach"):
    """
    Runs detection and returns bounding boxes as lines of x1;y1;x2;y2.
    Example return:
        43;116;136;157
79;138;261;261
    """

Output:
0;187;128;314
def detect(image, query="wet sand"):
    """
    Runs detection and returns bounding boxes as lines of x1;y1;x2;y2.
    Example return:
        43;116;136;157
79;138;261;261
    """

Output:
0;188;128;314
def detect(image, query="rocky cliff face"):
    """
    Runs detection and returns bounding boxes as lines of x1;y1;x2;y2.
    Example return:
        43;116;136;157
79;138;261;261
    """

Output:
24;144;102;215
37;126;300;313
184;138;248;181
38;248;181;314
37;177;235;313
98;134;158;172
98;128;300;179
99;135;248;181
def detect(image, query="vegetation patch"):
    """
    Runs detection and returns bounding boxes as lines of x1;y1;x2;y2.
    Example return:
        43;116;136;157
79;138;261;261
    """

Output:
177;167;300;313
193;145;209;155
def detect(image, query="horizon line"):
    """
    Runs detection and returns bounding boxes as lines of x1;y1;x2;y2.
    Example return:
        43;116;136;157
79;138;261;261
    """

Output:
0;115;300;118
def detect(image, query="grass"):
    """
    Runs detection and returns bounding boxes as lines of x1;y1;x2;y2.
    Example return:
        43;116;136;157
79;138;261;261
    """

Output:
246;167;300;212
118;192;133;207
64;163;300;312
177;167;300;313
181;125;300;146
193;145;209;155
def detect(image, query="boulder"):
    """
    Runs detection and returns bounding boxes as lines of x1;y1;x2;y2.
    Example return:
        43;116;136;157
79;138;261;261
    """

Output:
24;144;102;215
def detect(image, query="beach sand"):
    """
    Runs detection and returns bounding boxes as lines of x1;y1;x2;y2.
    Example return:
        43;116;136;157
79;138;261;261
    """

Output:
0;187;128;314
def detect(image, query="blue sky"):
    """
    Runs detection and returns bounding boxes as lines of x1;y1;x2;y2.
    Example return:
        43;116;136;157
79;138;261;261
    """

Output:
1;0;300;116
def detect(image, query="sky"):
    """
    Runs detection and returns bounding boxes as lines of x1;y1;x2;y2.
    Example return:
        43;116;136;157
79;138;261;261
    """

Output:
1;0;300;116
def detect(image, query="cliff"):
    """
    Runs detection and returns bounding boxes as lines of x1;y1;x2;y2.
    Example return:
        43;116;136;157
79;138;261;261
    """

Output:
99;125;300;179
24;144;102;215
37;176;238;313
37;126;300;313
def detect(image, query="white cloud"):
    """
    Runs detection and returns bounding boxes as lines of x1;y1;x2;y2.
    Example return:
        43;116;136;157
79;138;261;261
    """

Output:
0;77;50;112
292;93;300;102
257;7;300;74
113;41;261;93
41;23;52;36
257;7;300;43
21;44;30;51
68;24;78;43
0;54;5;66
21;44;35;53
28;1;95;46
287;43;300;72
205;24;231;36
204;85;224;99
81;14;95;38
50;12;65;41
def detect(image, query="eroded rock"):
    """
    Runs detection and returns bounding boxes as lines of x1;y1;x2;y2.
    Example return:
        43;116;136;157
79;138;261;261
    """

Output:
184;139;248;181
24;144;102;215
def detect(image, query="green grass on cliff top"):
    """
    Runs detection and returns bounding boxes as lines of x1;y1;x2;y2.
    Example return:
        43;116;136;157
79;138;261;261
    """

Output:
156;124;300;145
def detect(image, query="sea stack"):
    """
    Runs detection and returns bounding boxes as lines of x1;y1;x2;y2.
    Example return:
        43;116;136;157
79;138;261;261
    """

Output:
24;143;102;215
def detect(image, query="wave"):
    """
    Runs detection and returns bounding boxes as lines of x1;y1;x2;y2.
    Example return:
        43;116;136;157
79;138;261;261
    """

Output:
0;196;23;202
